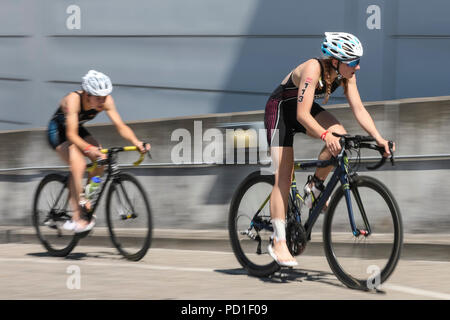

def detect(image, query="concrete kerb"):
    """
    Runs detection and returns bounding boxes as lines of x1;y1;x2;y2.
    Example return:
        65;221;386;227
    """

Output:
1;226;449;261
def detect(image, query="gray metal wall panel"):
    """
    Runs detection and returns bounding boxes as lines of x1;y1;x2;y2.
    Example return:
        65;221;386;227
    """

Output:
43;82;268;124
46;0;346;35
397;0;450;35
0;0;34;35
43;37;332;93
0;38;33;78
0;81;34;127
395;38;450;98
1;0;450;131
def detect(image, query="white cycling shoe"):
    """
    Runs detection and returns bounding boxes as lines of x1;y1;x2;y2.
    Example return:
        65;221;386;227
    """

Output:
74;220;95;234
63;220;76;231
267;243;298;267
63;219;95;234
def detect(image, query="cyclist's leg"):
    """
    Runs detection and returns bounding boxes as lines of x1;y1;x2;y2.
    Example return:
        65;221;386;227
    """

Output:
67;143;91;227
71;133;106;214
80;126;105;179
265;96;298;264
50;124;95;229
83;134;105;179
54;141;88;228
269;146;297;264
307;109;347;181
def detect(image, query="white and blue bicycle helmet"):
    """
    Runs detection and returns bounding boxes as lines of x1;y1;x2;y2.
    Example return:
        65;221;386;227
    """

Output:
321;32;363;61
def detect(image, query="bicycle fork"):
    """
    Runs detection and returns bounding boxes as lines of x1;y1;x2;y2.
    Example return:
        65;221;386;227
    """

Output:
340;172;372;237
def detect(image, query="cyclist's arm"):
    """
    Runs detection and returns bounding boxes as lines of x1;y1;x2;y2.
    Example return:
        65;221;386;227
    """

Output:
104;97;148;152
296;60;327;138
346;76;393;154
64;93;93;152
345;76;383;140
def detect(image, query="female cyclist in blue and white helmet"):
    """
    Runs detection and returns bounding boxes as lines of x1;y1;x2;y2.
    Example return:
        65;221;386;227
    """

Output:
321;32;364;77
46;70;150;233
264;32;395;267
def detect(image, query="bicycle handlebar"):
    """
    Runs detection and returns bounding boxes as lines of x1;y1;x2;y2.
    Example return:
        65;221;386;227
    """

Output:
332;133;395;170
87;142;151;172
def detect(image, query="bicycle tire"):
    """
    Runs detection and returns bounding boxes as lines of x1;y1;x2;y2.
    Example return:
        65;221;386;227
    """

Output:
228;171;280;277
106;172;152;261
323;175;403;290
33;173;78;257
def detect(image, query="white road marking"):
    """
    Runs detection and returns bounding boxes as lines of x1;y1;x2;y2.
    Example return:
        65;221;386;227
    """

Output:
150;247;234;255
0;257;215;273
383;283;450;300
408;260;450;265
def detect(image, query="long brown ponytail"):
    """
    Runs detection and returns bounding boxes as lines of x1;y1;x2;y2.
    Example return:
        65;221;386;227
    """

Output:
321;58;349;104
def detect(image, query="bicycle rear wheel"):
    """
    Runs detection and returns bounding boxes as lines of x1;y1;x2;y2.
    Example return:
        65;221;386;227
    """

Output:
228;171;280;277
323;175;403;290
106;172;152;261
33;173;78;257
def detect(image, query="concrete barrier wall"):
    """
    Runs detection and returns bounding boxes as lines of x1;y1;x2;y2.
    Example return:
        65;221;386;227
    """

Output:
1;96;450;233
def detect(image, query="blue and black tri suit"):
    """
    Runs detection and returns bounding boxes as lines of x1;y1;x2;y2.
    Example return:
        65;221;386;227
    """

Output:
47;91;100;149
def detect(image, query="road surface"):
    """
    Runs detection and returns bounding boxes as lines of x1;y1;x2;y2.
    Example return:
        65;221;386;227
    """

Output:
0;243;449;300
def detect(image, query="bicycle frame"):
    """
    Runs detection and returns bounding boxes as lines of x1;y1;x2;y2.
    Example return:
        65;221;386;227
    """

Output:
297;157;344;238
85;149;140;217
55;146;146;219
295;151;368;239
251;150;371;240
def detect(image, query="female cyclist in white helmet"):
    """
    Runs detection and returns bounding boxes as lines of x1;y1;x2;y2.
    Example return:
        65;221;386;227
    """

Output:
47;70;150;233
264;32;395;266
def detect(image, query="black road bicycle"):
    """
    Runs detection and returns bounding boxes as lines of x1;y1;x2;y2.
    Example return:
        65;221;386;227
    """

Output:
228;134;403;290
33;145;153;261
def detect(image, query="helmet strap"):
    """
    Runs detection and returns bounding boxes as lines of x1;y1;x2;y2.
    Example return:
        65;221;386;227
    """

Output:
332;60;343;80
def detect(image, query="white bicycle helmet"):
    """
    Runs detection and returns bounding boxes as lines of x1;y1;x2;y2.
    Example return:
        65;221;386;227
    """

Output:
321;32;363;61
82;70;113;96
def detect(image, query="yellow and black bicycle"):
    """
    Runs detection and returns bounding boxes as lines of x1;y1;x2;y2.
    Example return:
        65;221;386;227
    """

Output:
32;145;152;261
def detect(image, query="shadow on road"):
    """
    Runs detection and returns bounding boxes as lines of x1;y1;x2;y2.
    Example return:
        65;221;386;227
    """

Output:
215;267;343;288
215;267;387;295
26;251;123;261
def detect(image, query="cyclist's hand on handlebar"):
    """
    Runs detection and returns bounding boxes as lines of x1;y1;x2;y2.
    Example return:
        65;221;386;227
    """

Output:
376;137;395;158
324;131;342;157
135;140;151;154
84;145;106;160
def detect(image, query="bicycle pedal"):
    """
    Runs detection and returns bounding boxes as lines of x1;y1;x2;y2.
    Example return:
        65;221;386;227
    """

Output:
120;213;135;220
44;218;57;228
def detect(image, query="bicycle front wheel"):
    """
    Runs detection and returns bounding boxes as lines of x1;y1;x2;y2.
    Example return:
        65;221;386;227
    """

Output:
106;172;152;261
228;171;280;277
33;173;78;257
323;175;403;290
